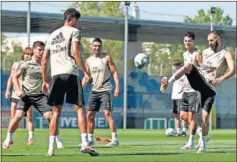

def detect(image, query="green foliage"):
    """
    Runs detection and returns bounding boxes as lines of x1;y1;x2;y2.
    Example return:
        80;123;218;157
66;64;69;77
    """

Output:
1;33;23;72
71;2;124;18
144;43;186;76
184;7;233;26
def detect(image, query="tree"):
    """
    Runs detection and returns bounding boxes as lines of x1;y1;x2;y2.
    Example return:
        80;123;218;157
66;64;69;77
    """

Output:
184;7;233;25
1;33;23;72
144;43;185;76
70;2;125;73
71;2;124;18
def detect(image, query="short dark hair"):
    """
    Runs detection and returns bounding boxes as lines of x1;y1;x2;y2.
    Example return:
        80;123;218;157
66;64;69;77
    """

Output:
208;30;222;38
172;59;182;66
92;37;102;44
184;31;195;40
32;41;45;48
64;8;81;21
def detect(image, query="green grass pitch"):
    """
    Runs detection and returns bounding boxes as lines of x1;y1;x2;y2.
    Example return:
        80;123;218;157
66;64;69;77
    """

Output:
1;129;236;162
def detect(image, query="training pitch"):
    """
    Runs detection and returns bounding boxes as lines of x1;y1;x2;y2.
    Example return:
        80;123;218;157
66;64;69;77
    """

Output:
2;129;236;162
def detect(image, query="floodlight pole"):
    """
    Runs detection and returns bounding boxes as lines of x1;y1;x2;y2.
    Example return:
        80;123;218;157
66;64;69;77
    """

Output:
209;7;216;130
210;7;216;31
123;2;130;129
27;2;31;47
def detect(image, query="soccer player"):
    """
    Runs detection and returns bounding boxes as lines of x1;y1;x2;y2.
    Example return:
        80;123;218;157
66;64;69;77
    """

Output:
170;60;187;136
41;8;99;156
5;47;35;145
179;32;203;149
2;41;63;151
82;38;120;146
161;31;235;153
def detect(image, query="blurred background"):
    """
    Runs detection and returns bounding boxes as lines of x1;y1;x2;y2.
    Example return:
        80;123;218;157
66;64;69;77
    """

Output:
1;2;236;130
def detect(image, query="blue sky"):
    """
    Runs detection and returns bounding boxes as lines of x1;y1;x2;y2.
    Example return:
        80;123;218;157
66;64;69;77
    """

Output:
2;1;236;25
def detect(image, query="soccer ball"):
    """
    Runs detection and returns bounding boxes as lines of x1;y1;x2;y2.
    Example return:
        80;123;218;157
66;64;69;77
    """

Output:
165;128;176;136
134;53;149;69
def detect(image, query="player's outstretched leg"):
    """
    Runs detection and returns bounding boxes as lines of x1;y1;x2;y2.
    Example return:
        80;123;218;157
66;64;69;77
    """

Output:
3;110;25;149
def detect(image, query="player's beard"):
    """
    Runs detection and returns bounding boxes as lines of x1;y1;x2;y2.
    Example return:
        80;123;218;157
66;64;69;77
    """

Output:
210;40;219;51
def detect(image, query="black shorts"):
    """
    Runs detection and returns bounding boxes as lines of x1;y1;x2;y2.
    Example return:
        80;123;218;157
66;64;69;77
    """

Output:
47;74;84;106
10;97;19;103
180;92;201;113
17;93;51;115
186;65;216;114
172;99;181;114
88;91;112;112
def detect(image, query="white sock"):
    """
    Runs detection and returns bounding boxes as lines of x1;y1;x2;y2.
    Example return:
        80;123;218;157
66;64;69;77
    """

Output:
55;135;61;142
5;132;14;143
81;133;88;146
88;133;93;142
176;128;181;134
203;136;209;141
111;132;118;141
202;136;207;148
28;131;34;140
188;135;194;144
49;136;56;151
182;128;186;132
197;126;202;137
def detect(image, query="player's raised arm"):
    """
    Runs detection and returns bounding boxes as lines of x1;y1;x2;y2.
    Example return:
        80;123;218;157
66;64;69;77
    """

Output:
196;51;203;67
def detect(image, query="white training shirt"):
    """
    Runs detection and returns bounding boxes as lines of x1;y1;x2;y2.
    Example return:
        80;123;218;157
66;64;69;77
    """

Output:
45;26;82;77
86;53;111;92
171;75;185;100
182;48;200;93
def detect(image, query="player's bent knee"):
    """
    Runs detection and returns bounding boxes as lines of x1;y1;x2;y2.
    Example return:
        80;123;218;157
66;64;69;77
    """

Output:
10;114;15;119
180;113;188;122
43;111;54;120
174;113;180;120
26;115;33;122
104;110;112;118
14;114;23;121
184;63;193;74
202;111;209;126
87;112;95;121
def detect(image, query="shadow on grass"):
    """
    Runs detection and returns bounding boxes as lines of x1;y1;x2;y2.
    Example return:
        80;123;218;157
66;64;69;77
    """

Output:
66;143;178;149
2;152;183;157
102;152;182;156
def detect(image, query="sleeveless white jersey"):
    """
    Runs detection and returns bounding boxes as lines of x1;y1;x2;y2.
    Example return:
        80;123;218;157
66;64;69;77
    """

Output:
86;53;111;92
182;48;200;93
199;47;228;89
